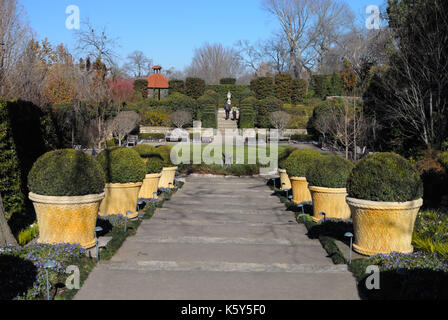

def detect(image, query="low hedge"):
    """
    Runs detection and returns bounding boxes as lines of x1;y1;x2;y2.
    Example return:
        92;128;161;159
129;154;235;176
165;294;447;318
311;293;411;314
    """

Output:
138;133;165;140
283;149;323;178
306;155;354;188
347;152;423;202
96;148;146;184
239;105;255;129
28;149;105;196
156;145;176;166
133;145;159;159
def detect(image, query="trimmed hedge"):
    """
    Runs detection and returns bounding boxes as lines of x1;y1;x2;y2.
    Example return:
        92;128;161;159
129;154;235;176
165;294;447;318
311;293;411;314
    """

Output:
132;145;159;158
146;156;164;174
347;152;424;202
283;149;323;178
28;149;105;197
239;105;255;129
205;84;253;106
96;148;146;184
168;79;185;95
256;96;283;128
250;77;274;100
138;133;165;140
274;73;292;103
185;77;206;100
201;105;217;129
156;145;176;166
291;79;308;104
134;79;149;99
306;155;354;188
220;78;236;85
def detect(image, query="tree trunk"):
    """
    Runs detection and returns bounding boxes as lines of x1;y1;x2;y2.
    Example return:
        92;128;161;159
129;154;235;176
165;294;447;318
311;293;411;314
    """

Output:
0;195;18;247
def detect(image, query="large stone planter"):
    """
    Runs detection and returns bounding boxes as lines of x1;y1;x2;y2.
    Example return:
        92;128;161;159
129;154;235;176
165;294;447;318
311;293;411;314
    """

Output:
278;169;291;190
290;177;312;204
99;183;142;219
347;197;423;256
309;186;351;223
29;192;105;249
139;173;162;200
158;167;178;189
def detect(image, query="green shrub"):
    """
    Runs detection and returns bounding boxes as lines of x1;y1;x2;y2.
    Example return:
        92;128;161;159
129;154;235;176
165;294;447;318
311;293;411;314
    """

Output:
220;78;236;85
309;75;331;99
291;134;314;141
138;133;165;140
239;105;255;129
156;145;175;166
291;79;308;104
185;77;206;100
134;79;149;99
347;152;423;202
96;148;146;184
256;96;283;128
250;77;274;100
28;149;105;196
274;73;292;103
201;105;217;129
306;155;354;188
132;145;159;158
278;146;296;169
146;156;164;174
169;79;185;95
18;224;39;246
106;139;117;149
204;85;252;105
283;149;323;178
440;151;448;169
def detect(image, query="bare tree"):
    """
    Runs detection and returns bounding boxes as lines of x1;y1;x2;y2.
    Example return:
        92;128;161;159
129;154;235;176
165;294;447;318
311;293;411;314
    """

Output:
170;110;192;129
124;50;152;78
74;20;118;68
111;111;140;146
186;43;243;84
262;0;354;78
270;111;290;134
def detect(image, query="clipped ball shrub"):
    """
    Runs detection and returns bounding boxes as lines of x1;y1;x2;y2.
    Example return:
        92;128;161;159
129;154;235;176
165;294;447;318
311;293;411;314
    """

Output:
283;149;323;178
347;152;423;202
306;155;354;188
146;155;164;174
96;148;146;184
28;149;105;197
156;145;177;166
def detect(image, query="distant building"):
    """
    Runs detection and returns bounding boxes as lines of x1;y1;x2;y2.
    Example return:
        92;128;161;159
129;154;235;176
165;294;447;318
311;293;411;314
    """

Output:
146;65;169;100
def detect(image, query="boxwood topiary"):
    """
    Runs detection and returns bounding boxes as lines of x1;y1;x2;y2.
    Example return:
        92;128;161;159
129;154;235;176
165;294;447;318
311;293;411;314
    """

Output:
306;155;354;188
96;148;146;184
28;149;105;197
156;145;177;166
146;155;164;174
283;149;323;178
347;152;423;202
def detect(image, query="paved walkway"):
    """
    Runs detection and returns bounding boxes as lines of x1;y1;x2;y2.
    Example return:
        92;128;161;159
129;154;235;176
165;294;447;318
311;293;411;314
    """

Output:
75;176;359;300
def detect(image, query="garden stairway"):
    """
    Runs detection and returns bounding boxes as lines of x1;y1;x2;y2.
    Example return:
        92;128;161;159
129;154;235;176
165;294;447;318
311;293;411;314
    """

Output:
75;176;359;300
217;108;238;135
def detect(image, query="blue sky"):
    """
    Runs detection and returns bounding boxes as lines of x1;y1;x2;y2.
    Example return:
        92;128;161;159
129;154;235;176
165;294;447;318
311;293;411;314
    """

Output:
20;0;385;70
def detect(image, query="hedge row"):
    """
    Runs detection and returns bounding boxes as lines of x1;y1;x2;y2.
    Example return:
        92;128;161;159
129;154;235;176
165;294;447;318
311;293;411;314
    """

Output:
201;105;217;129
239;104;255;129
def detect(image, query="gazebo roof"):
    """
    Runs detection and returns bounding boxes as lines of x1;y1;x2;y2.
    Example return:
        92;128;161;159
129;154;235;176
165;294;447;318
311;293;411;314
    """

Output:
146;73;169;89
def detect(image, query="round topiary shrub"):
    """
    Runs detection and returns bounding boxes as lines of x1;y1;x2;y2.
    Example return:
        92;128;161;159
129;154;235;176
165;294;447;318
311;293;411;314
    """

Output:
283;149;323;177
156;145;176;166
96;148;146;184
146;155;164;174
347;152;423;202
306;155;354;188
133;145;159;159
28;149;105;196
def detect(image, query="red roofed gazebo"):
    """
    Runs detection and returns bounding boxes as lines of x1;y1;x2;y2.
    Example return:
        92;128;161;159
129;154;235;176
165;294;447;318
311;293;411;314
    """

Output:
146;65;169;100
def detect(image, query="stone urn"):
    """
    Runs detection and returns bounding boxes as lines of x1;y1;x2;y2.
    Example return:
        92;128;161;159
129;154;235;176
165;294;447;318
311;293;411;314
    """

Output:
309;187;351;223
290;177;312;204
99;183;142;219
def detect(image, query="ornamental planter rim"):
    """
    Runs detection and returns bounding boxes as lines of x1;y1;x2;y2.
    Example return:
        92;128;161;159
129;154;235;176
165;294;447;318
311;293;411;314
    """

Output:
29;192;105;205
145;173;162;179
163;167;178;171
309;186;347;194
278;169;287;174
105;182;143;189
346;197;423;210
290;176;307;182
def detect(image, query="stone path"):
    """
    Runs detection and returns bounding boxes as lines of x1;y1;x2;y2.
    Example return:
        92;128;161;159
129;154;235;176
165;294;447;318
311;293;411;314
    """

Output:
75;176;359;300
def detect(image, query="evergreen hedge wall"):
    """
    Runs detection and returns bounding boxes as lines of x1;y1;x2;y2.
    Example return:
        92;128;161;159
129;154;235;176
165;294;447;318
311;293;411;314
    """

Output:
201;105;217;129
239;104;255;129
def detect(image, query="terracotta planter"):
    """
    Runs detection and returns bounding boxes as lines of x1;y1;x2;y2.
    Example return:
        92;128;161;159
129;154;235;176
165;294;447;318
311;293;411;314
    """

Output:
139;173;162;200
99;183;142;219
347;197;423;256
158;167;178;189
290;177;312;204
309;186;351;223
29;192;105;249
278;169;292;190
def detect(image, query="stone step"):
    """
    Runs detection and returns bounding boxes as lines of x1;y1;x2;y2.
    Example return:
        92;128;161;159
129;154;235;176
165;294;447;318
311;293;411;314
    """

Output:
111;241;329;265
75;267;358;300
